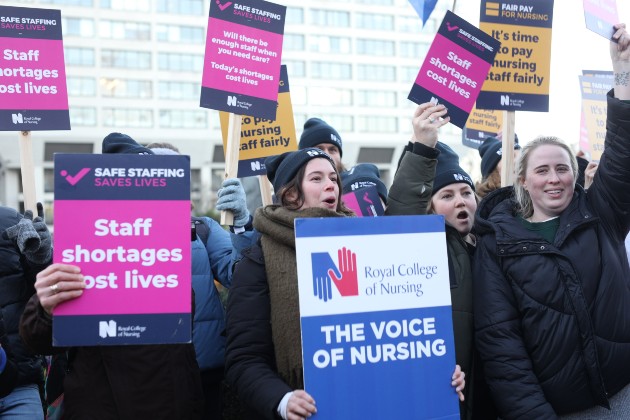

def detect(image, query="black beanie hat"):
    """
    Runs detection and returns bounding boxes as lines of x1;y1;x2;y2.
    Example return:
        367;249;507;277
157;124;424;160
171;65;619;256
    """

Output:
341;164;388;204
299;118;343;157
433;142;474;195
102;133;154;155
265;148;335;193
478;135;521;180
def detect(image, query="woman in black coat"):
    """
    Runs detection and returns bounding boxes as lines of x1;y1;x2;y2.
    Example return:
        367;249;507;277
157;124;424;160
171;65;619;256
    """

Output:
473;23;630;419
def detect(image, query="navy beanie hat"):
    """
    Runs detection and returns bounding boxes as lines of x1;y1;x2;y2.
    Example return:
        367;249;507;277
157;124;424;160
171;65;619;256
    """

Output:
102;133;154;155
265;148;336;193
433;142;474;195
299;118;343;157
341;164;388;204
478;135;521;179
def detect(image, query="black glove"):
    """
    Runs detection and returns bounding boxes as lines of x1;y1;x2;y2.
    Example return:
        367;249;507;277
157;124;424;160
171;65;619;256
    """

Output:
3;203;52;265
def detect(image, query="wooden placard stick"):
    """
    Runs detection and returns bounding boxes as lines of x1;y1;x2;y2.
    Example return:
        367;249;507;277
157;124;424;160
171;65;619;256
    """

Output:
258;175;273;206
500;110;516;187
19;131;37;213
220;113;242;226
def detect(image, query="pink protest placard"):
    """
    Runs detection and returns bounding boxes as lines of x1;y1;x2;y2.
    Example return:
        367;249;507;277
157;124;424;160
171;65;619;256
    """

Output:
583;0;618;40
342;186;384;217
0;5;70;130
408;10;500;128
52;154;191;346
200;0;286;120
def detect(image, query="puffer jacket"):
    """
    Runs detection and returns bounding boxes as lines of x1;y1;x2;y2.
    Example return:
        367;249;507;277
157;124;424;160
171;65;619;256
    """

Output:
0;206;47;398
191;216;256;371
473;92;630;419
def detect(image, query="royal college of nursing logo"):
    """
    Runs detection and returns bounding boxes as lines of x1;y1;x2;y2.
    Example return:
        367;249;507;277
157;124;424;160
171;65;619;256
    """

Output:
311;247;359;302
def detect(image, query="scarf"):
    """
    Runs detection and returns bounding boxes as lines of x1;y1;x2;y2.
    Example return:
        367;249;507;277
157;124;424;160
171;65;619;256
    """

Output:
253;205;348;389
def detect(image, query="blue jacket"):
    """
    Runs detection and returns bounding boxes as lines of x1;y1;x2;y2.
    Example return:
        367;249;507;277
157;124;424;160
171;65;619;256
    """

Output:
191;217;255;370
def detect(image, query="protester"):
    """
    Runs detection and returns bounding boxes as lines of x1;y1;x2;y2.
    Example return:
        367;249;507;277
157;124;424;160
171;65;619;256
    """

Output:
386;102;494;420
475;135;522;198
473;24;630;419
19;134;204;419
147;141;256;419
1;203;51;419
225;147;465;419
298;118;345;172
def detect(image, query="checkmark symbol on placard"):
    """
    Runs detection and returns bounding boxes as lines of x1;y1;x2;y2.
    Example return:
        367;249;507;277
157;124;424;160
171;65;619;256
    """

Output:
217;1;232;11
61;168;91;186
446;22;459;31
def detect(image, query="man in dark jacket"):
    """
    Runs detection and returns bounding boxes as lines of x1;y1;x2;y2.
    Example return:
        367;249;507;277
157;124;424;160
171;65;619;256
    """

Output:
1;203;51;418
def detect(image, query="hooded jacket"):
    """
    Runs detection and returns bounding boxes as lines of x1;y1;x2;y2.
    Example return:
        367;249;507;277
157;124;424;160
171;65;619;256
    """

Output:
473;92;630;419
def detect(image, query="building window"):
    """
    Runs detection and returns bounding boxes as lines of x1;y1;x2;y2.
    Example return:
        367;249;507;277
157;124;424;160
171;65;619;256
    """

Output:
156;0;204;15
356;39;394;56
100;78;152;98
44;169;54;193
65;47;95;66
398;15;422;33
399;41;427;58
159;110;207;129
286;7;304;24
308;35;351;54
212;145;225;163
67;76;96;96
401;66;420;83
44;142;94;161
101;50;151;69
356;90;397;107
309;87;352;106
314;114;353;132
156;24;204;43
311;62;352;80
283;34;305;51
357;116;398;133
191;168;201;192
355;13;393;30
69;107;97;126
284;60;305;78
99;20;151;41
356;147;395;164
100;0;150;12
357;64;395;81
41;0;93;6
103;108;153;128
356;0;393;4
310;10;350;27
158;53;204;72
158;81;199;100
62;17;94;37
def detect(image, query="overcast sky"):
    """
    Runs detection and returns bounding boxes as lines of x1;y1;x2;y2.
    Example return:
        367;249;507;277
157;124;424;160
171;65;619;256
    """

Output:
454;0;629;150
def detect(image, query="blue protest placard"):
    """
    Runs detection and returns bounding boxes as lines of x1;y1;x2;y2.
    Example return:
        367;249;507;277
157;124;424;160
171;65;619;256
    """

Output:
295;215;459;419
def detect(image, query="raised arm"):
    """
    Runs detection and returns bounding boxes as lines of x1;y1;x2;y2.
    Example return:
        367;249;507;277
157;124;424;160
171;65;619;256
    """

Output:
612;23;630;100
386;103;448;215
